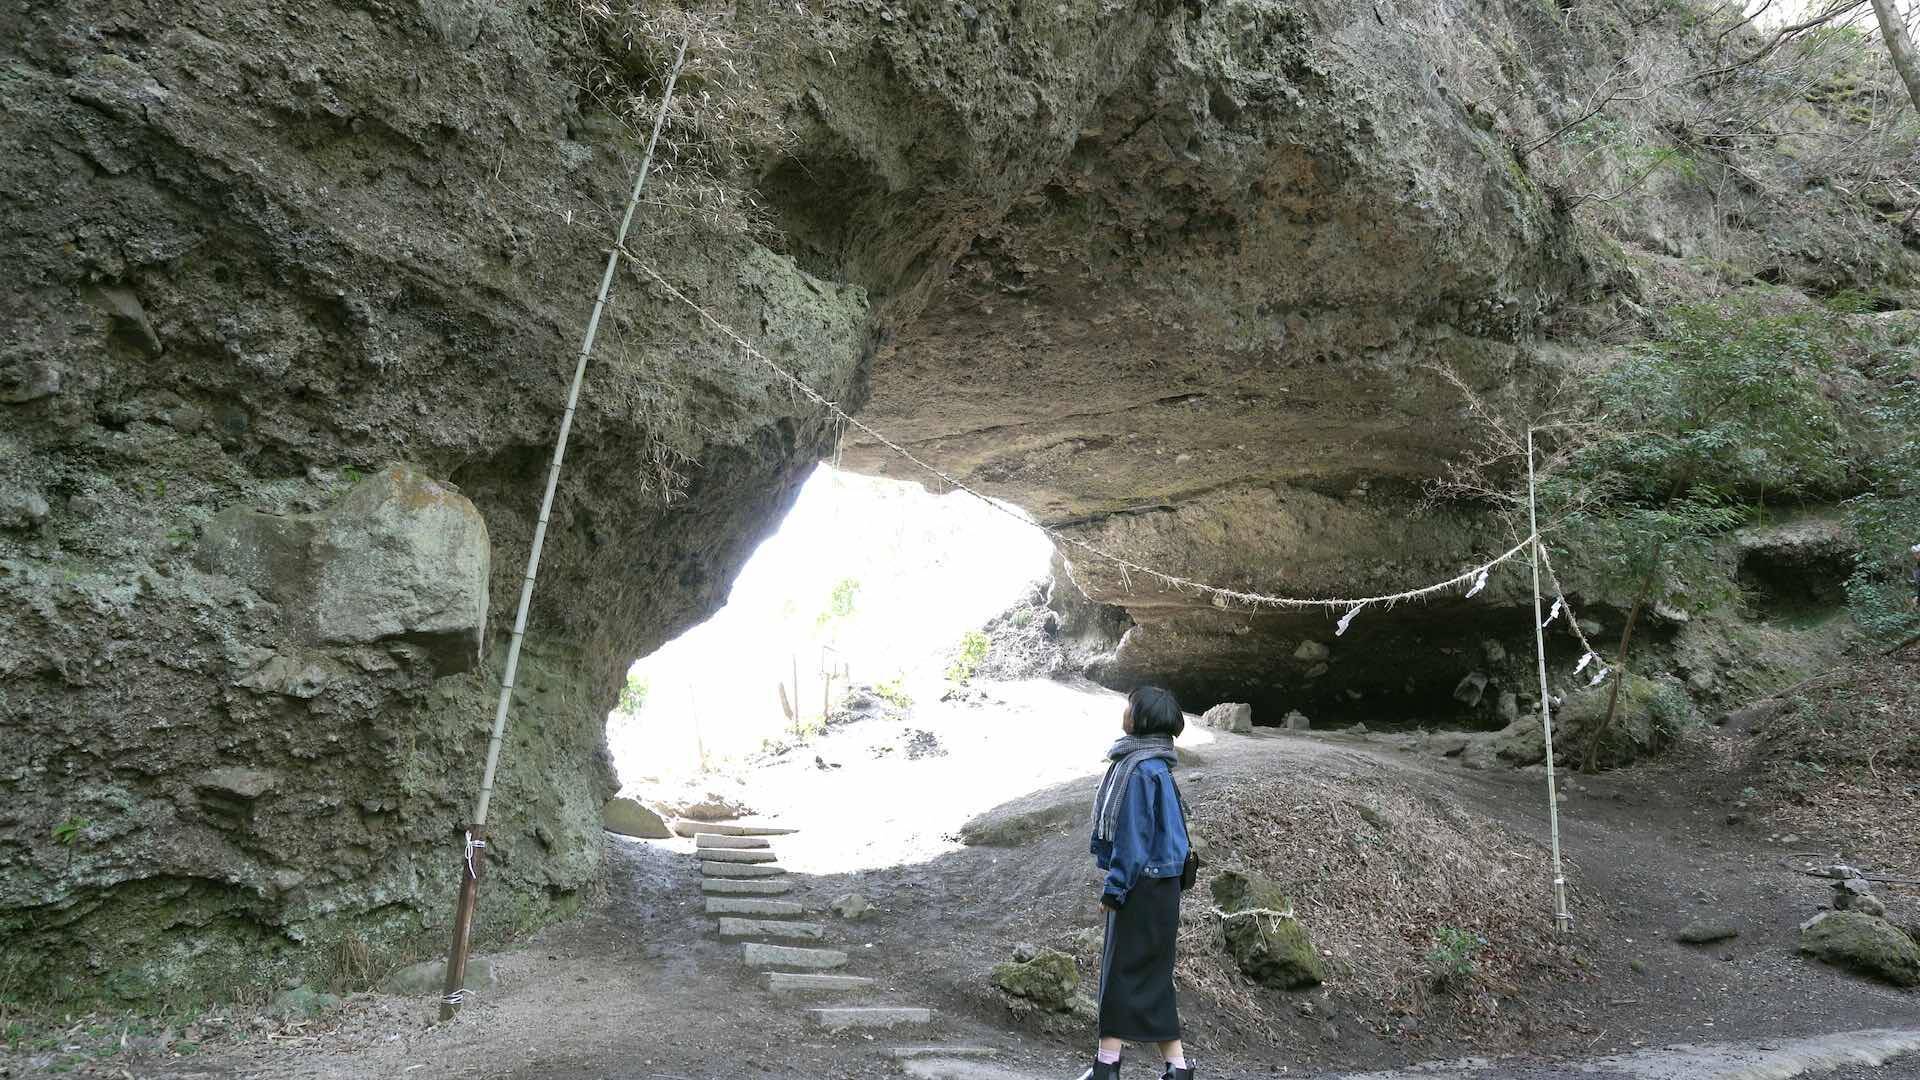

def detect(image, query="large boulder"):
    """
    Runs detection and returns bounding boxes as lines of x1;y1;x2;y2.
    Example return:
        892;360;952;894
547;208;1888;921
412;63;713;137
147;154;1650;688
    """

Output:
602;797;670;839
1492;674;1690;768
1799;911;1920;987
991;948;1080;1012
1201;702;1253;734
197;465;490;676
1210;869;1324;989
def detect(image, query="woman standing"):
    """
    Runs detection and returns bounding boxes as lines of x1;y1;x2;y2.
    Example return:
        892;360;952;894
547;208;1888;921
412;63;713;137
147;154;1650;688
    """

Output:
1082;685;1194;1080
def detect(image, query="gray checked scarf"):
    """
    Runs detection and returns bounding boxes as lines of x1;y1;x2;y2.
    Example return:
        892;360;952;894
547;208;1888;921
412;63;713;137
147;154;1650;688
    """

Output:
1091;734;1178;843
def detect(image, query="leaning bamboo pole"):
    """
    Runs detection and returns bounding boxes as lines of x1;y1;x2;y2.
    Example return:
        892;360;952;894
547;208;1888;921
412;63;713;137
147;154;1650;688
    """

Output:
439;36;689;1022
1527;427;1573;933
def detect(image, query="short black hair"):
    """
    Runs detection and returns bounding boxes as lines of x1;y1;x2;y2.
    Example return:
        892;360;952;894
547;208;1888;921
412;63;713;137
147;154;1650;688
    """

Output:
1128;685;1185;738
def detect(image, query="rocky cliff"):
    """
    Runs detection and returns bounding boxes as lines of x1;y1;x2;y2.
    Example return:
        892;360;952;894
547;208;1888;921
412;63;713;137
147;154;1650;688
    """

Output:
0;0;868;999
1;0;1912;1000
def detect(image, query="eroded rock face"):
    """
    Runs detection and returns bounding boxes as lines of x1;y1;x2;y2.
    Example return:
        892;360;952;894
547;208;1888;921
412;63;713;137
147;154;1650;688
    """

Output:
1;0;865;999
794;0;1586;717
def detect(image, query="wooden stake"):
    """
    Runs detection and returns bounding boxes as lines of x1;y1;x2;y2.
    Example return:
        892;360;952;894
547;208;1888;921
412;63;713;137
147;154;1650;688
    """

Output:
439;826;487;1022
438;35;688;1020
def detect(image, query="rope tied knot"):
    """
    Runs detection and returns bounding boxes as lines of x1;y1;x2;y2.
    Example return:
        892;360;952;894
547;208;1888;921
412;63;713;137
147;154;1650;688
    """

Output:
463;831;488;880
1210;905;1298;924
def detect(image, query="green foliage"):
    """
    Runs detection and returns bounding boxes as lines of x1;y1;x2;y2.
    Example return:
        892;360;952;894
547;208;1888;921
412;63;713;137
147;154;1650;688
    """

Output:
616;672;649;715
1645;676;1698;737
1549;302;1848;616
946;630;991;684
51;818;88;846
1843;356;1920;641
815;577;859;630
1426;926;1485;988
1822;288;1893;315
873;677;913;709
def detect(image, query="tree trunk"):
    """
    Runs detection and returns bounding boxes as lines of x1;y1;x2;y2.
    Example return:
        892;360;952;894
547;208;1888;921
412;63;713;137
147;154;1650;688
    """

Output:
1584;540;1664;771
1870;0;1920;113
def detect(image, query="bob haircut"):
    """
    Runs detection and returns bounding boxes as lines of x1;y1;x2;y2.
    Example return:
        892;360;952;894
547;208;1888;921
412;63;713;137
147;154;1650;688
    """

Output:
1127;685;1185;738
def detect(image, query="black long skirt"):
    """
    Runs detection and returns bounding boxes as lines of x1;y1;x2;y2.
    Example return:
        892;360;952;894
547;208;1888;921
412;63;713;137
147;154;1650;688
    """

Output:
1097;874;1181;1042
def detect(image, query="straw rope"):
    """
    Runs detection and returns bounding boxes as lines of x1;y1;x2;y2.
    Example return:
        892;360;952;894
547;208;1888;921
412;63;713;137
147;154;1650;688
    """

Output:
624;252;1537;615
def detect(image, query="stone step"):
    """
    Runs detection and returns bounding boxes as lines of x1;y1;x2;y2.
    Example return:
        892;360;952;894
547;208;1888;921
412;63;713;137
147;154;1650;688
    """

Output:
701;861;784;879
702;877;791;896
900;1060;1033;1080
671;819;797;838
695;833;771;850
744;943;846;970
766;972;872;993
706;897;805;918
809;1007;931;1030
888;1047;999;1061
716;918;824;940
699;848;778;864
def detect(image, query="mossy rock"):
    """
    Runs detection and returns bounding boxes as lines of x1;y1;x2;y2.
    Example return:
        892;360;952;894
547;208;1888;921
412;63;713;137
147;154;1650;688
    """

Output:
1210;868;1323;989
1799;912;1920;987
602;797;670;839
1497;675;1687;768
270;986;340;1018
991;948;1079;1011
1210;868;1289;914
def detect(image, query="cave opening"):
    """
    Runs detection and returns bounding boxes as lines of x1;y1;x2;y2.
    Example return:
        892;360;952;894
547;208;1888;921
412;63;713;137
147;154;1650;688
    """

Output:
605;464;1055;787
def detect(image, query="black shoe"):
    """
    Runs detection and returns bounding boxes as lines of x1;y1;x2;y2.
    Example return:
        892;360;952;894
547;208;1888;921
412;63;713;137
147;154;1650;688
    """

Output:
1160;1062;1195;1080
1075;1060;1122;1080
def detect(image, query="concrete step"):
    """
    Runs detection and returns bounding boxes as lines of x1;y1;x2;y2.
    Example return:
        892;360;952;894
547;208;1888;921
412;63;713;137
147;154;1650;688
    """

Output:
702;877;791;896
671;819;797;838
766;972;871;993
808;1007;931;1030
706;897;805;918
695;833;771;850
716;917;824;940
699;848;778;864
743;943;846;970
701;861;784;879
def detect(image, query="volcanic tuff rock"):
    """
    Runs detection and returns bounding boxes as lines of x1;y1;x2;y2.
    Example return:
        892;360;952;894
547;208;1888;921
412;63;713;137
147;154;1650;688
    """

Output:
1;0;1911;1002
1;0;865;999
819;0;1913;715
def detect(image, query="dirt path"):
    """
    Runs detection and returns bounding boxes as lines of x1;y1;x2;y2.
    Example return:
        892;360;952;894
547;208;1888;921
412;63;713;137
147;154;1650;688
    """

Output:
19;681;1914;1080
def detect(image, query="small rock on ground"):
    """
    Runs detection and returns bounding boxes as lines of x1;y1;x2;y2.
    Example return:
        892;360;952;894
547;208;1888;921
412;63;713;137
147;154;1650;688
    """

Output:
831;892;873;920
1675;917;1739;945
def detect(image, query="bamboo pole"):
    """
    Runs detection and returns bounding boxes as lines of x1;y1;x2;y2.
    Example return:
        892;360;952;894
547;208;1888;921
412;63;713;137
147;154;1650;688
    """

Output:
1528;427;1573;933
439;36;689;1022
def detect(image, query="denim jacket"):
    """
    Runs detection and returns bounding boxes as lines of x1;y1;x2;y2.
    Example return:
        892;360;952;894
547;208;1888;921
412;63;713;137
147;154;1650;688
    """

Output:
1089;757;1190;907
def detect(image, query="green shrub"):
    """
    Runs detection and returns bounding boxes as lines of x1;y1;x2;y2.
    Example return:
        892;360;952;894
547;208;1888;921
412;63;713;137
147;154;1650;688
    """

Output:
1844;372;1920;643
946;630;991;683
616;672;649;714
1426;926;1485;988
874;677;913;708
816;577;859;630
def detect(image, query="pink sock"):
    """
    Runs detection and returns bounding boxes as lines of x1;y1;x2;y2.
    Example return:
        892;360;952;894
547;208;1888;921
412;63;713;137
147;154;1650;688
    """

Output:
1166;1055;1187;1069
1096;1048;1121;1065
